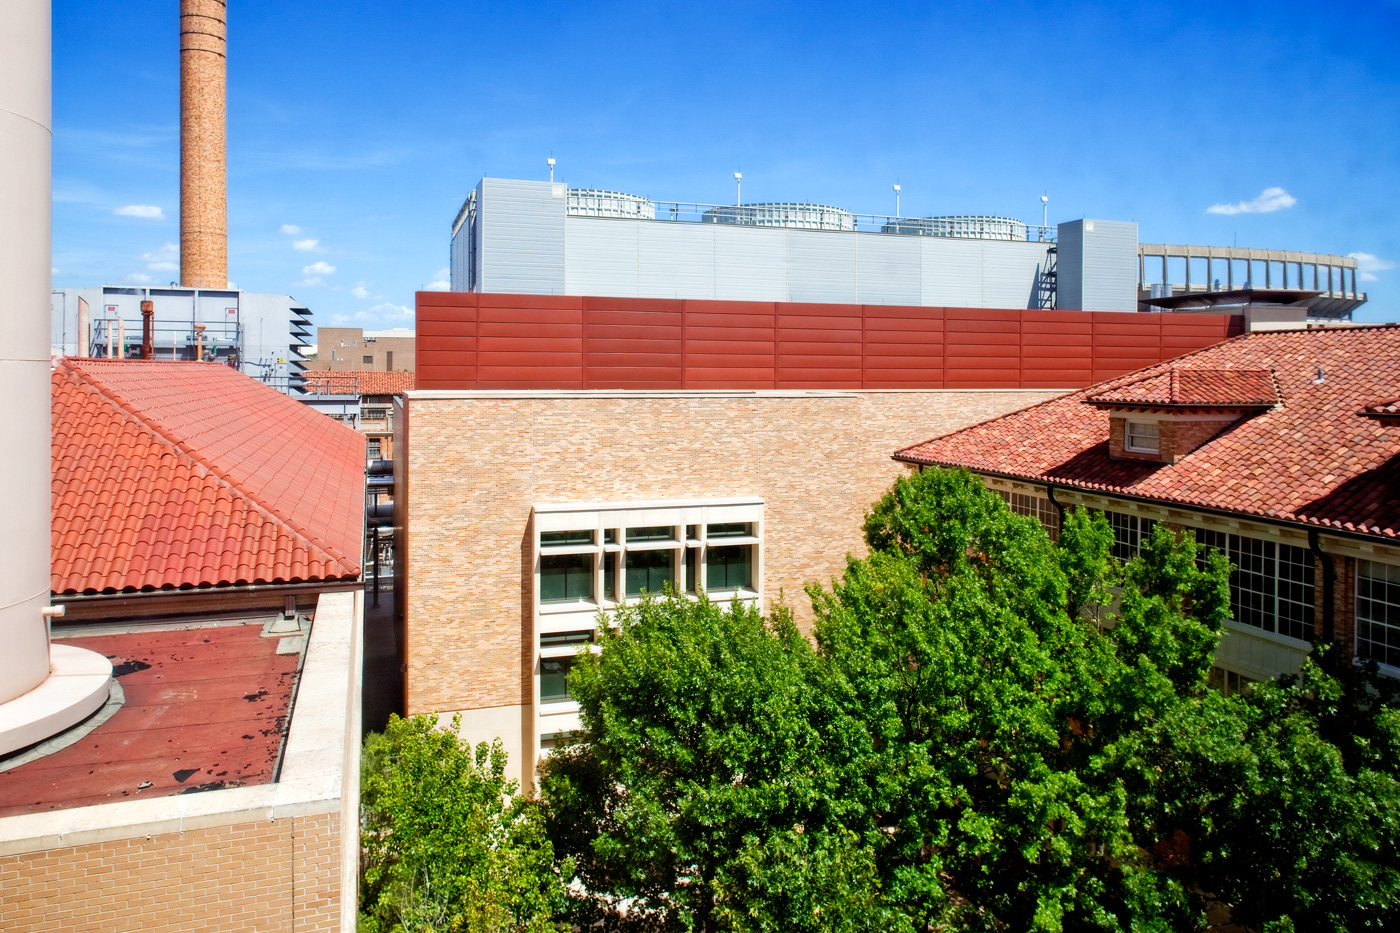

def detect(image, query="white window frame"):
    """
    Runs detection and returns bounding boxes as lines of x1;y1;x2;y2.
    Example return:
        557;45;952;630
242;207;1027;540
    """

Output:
1125;419;1160;453
1356;559;1400;676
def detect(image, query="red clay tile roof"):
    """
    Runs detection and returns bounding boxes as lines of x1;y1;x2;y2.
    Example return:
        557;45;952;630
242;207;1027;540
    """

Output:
53;359;365;595
895;325;1400;540
299;370;414;396
1362;397;1400;421
1086;367;1277;409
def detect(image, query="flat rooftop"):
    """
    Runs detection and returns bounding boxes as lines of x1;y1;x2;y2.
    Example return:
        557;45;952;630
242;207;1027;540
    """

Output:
0;618;300;818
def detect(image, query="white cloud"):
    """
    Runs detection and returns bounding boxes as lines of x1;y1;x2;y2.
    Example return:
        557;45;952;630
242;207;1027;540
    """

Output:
125;272;152;283
280;224;301;235
139;242;178;272
369;302;414;319
352;285;370;299
1348;252;1396;283
295;277;323;287
293;238;325;252
148;262;178;272
1206;187;1297;215
435;267;449;278
425;280;450;291
302;261;336;276
114;204;164;220
51;267;60;275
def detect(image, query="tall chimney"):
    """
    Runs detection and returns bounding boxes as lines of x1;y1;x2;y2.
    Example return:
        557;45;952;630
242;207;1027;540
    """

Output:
180;0;227;289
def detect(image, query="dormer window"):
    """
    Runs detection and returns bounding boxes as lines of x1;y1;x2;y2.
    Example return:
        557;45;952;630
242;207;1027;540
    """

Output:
1125;421;1159;453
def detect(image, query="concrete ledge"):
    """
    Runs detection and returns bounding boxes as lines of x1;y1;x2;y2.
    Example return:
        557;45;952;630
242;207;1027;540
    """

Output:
0;590;362;857
0;645;112;757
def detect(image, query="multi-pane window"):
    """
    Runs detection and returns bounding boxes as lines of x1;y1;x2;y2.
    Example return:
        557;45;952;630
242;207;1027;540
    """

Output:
540;553;593;602
540;656;575;702
994;490;1061;540
706;545;753;590
1126;421;1160;452
1195;529;1315;641
1356;560;1400;668
625;549;674;596
1106;510;1156;562
366;438;381;459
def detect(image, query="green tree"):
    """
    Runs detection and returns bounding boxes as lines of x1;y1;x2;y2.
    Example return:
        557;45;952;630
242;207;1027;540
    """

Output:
540;593;883;932
359;713;569;933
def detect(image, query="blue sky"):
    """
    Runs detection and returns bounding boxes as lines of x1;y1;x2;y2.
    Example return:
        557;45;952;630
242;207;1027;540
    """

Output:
54;1;1400;328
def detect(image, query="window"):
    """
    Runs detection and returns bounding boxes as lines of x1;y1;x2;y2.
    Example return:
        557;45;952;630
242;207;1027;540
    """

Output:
540;553;593;602
541;530;593;547
708;522;751;538
707;545;753;590
603;529;618;545
540;630;592;648
362;355;374;364
625;549;673;596
994;490;1061;540
1207;666;1254;697
363;407;389;422
366;438;381;459
1357;560;1400;668
1106;510;1155;562
540;656;575;702
1126;421;1160;453
626;525;673;542
685;548;699;594
603;552;617;601
1195;529;1315;641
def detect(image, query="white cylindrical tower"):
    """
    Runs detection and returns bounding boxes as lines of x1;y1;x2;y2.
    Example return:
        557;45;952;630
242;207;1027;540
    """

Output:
0;0;111;755
0;0;57;705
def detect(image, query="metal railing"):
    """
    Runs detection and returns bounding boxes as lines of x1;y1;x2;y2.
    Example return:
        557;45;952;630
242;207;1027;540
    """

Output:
573;198;1056;242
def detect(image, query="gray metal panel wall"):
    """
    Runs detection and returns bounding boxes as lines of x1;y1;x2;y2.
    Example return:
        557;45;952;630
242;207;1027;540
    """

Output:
479;178;566;295
1079;220;1138;311
789;230;858;304
564;217;641;297
638;221;716;298
856;234;922;305
1056;221;1086;310
980;240;1052;310
714;226;788;301
920;237;985;307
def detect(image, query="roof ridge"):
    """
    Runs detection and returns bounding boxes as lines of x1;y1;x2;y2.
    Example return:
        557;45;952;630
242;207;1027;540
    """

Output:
59;360;360;576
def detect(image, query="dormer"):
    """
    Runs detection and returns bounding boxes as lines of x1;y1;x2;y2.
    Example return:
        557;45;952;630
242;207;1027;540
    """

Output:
1085;368;1279;464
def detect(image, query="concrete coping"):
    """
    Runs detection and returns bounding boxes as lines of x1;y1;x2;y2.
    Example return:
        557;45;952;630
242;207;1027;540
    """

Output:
0;590;363;857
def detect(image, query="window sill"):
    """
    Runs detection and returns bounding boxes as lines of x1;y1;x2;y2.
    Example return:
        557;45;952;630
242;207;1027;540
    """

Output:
1222;618;1313;652
539;699;580;714
539;599;599;614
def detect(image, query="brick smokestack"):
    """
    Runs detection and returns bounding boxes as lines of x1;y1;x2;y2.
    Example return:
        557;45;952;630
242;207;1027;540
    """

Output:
180;0;227;288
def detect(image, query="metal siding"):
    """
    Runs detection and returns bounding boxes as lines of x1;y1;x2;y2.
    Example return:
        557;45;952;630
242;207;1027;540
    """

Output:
638;221;717;299
1080;220;1139;311
980;241;1052;310
564;217;640;298
920;238;984;307
479;178;565;295
713;226;788;302
855;234;922;305
1056;221;1086;310
788;230;857;304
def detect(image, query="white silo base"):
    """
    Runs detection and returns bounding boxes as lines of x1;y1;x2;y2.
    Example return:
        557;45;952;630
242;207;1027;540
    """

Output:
0;644;113;756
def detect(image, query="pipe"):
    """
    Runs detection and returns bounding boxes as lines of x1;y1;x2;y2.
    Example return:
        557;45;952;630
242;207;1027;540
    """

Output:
141;299;154;359
117;316;125;359
1308;529;1336;646
77;296;90;356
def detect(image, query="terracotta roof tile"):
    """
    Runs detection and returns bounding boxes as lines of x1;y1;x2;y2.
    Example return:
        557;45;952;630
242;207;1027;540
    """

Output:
1087;367;1277;408
895;325;1400;540
299;370;414;396
52;359;366;595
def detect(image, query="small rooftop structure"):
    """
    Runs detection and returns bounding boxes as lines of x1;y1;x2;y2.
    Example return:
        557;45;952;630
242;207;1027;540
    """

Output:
1085;368;1279;410
298;369;416;396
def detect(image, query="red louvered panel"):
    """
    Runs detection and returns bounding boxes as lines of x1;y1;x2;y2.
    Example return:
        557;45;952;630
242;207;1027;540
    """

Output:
476;336;582;353
583;339;683;356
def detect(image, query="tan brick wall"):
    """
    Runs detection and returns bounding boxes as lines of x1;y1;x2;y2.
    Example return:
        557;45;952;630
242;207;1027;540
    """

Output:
401;390;1061;716
0;811;342;933
1108;415;1239;464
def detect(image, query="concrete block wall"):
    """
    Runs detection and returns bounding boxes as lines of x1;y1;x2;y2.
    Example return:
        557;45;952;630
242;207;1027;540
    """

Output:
0;810;341;932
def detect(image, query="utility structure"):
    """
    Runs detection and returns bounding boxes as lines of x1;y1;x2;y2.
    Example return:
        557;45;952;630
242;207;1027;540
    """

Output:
180;0;228;288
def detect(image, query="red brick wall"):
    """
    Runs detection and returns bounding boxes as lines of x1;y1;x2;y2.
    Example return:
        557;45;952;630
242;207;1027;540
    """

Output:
414;293;1242;391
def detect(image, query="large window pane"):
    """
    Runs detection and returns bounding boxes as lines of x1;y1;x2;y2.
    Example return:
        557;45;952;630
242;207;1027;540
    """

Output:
540;657;574;702
541;530;593;546
603;552;616;601
707;522;750;538
625;549;673;596
685;548;699;594
626;526;673;542
707;545;752;590
1357;560;1400;668
1194;528;1313;639
540;553;593;602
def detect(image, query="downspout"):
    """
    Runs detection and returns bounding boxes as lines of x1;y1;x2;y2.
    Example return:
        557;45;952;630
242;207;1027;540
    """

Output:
1308;529;1336;646
1045;483;1067;527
